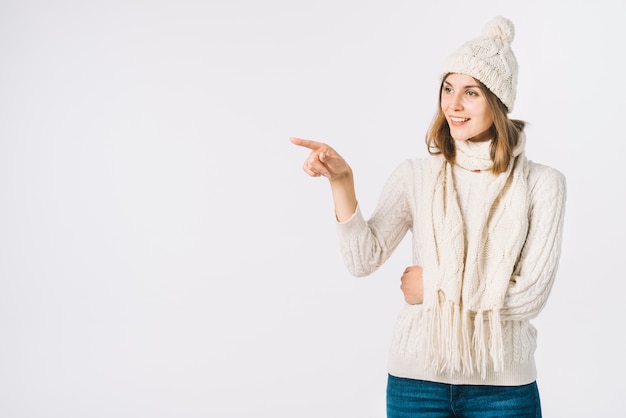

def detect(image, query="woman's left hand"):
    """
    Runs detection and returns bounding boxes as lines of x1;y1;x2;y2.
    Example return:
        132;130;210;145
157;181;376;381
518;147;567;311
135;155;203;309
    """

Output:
400;265;424;305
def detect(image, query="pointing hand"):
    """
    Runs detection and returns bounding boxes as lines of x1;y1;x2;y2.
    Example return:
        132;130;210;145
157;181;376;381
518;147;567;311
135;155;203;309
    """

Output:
290;137;352;182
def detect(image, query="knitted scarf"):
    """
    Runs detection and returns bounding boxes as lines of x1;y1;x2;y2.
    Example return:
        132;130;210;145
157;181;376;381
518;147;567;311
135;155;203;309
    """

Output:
421;136;530;377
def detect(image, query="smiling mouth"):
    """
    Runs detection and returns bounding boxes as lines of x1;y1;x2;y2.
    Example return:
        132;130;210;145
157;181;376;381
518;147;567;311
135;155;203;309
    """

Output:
450;117;469;123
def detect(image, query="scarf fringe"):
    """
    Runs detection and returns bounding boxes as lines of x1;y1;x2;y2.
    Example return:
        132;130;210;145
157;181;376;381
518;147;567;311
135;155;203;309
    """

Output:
473;310;487;378
461;309;473;375
425;299;505;378
489;309;504;372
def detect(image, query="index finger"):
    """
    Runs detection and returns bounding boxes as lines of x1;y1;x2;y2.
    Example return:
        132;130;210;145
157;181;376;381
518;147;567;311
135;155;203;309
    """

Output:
290;137;323;151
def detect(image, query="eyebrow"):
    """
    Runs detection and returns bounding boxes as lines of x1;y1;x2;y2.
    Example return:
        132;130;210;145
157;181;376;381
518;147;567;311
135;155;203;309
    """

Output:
443;80;481;89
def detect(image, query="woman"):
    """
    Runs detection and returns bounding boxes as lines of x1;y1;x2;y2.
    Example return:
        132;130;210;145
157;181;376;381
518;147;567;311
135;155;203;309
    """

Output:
291;16;566;417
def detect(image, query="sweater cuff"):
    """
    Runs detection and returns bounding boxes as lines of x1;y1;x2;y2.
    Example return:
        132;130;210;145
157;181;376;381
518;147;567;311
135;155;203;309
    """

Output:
336;203;368;234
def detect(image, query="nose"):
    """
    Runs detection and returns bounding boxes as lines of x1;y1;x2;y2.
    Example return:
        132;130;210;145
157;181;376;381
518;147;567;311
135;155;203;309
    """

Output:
447;93;463;111
443;91;463;112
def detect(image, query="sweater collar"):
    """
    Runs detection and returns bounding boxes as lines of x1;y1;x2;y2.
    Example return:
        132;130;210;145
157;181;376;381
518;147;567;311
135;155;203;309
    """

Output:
454;133;526;172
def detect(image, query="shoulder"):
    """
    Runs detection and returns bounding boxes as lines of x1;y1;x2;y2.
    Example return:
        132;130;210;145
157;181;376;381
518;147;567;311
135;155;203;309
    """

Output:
382;157;440;194
527;161;567;206
393;155;443;175
386;156;442;186
527;161;567;191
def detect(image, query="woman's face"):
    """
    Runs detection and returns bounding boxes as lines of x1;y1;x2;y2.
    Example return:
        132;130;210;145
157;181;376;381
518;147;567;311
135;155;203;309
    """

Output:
441;73;494;141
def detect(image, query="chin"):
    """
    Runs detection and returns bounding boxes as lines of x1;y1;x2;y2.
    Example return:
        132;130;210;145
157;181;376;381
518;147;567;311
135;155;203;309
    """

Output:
450;132;470;141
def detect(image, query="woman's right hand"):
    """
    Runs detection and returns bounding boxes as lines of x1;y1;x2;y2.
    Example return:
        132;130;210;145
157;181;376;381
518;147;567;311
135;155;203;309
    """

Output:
290;137;352;182
400;265;424;305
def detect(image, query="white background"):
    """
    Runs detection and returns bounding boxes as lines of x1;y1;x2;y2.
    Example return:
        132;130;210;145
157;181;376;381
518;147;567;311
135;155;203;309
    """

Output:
1;0;624;417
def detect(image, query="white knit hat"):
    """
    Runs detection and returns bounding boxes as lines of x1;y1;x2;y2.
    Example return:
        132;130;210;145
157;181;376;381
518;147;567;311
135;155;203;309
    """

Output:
440;16;518;113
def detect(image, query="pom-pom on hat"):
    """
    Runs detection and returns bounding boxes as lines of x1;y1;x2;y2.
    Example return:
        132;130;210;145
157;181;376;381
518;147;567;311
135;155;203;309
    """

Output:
440;16;518;113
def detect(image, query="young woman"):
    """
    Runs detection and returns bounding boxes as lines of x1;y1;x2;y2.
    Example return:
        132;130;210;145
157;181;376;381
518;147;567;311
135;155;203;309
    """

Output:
291;16;566;417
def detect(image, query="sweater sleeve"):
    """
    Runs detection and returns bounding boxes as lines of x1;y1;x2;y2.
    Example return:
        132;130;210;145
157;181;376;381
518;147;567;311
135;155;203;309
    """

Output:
336;159;415;277
500;163;567;320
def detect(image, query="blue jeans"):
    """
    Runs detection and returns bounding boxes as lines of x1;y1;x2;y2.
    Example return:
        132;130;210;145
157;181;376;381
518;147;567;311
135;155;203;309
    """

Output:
386;375;542;418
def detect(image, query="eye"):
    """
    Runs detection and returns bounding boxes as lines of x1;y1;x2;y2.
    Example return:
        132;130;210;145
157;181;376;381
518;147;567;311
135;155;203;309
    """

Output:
443;86;453;94
466;90;479;97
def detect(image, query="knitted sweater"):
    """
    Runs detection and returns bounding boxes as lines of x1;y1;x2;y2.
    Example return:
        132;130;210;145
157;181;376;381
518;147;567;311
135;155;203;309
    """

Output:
336;140;566;386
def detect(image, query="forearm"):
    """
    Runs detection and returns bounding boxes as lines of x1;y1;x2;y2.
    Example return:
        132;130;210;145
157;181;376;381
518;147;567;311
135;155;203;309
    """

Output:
329;169;358;222
501;213;565;320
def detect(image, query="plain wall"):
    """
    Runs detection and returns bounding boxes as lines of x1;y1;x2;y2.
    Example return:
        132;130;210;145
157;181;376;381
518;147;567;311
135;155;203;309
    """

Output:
1;0;624;416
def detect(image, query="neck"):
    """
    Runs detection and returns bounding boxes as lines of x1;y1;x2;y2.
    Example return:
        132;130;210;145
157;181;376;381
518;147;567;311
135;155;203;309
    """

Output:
468;126;495;143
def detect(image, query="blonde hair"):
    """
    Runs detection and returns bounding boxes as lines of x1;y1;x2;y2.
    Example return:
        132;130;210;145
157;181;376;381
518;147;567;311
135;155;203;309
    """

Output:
426;74;526;175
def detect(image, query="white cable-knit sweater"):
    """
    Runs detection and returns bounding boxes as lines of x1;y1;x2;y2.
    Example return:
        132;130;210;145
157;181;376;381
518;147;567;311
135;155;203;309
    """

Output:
336;140;566;386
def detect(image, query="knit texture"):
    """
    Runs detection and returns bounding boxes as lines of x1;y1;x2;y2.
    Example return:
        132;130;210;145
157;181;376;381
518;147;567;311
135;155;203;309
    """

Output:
421;137;529;377
336;139;566;386
441;16;518;112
